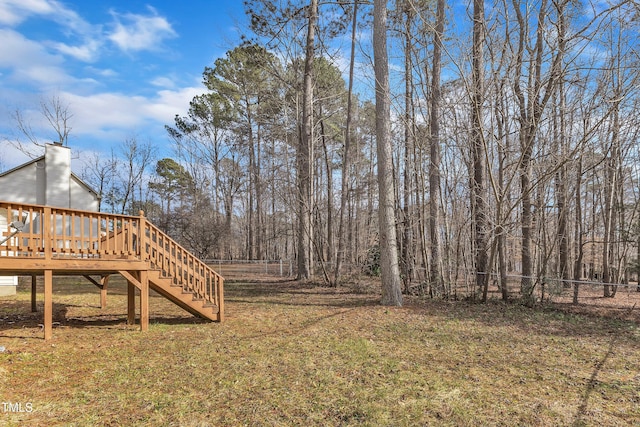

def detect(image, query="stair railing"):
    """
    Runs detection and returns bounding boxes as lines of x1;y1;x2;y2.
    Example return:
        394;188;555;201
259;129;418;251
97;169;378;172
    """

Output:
137;211;224;318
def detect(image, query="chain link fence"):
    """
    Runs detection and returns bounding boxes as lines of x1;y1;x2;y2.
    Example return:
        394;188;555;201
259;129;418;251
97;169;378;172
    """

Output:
206;260;294;279
206;259;369;280
451;273;640;311
206;260;640;312
513;275;640;306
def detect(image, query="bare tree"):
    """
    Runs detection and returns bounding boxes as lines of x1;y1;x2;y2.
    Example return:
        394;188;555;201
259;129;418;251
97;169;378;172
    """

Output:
41;95;72;146
297;0;318;280
374;0;403;306
472;0;488;297
334;0;359;286
10;94;73;158
81;151;118;212
429;0;446;296
116;137;156;215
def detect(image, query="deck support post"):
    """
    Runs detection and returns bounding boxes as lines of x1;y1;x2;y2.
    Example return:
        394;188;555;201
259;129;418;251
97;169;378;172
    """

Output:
31;275;37;312
217;276;225;322
140;270;149;331
127;279;136;325
100;275;109;309
44;270;52;340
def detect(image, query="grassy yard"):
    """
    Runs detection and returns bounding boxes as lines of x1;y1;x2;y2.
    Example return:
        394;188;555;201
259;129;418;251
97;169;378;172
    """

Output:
1;276;639;426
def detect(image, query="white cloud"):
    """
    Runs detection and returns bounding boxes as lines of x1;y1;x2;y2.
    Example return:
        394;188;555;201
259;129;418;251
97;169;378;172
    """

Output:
144;86;205;123
0;29;57;67
108;6;177;53
23;64;71;86
0;28;70;86
0;0;92;33
0;0;56;25
0;1;196;159
64;92;148;133
51;39;102;62
0;0;102;64
0;140;32;169
151;76;177;89
85;66;118;78
61;83;204;137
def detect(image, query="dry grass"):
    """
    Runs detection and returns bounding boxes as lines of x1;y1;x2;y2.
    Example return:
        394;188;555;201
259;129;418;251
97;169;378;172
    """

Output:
1;275;639;426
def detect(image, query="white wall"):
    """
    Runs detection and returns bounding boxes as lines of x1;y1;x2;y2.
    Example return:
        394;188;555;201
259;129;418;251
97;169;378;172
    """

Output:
70;175;99;212
0;208;17;296
0;162;41;204
0;275;17;296
0;144;98;295
0;143;98;211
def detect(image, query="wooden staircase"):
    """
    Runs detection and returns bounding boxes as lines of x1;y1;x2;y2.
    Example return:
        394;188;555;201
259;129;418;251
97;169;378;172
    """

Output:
0;201;224;339
122;217;224;322
148;270;220;320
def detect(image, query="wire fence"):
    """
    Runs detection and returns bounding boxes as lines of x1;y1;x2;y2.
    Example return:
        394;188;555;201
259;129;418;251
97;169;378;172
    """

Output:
205;259;364;280
205;260;640;312
508;275;640;308
485;273;636;299
206;259;294;279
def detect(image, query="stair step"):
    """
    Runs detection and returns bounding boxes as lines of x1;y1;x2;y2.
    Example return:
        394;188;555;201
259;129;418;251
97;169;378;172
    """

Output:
143;260;222;322
203;303;220;313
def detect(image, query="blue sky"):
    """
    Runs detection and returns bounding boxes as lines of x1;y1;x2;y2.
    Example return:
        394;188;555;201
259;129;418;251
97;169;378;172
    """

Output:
0;0;247;169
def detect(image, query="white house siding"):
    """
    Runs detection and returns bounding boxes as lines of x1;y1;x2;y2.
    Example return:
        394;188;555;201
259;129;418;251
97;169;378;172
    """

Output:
0;276;17;296
0;144;94;209
0;162;41;205
70;175;99;212
0;208;17;295
0;143;100;296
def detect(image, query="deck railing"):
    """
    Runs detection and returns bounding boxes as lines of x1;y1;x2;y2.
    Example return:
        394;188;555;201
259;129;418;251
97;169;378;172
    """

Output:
0;201;139;259
0;201;223;312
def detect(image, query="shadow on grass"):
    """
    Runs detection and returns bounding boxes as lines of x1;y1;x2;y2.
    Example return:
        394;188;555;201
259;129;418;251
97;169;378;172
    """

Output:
226;278;639;339
226;280;380;308
22;274;149;292
0;297;209;340
63;315;208;328
573;333;618;426
241;308;358;341
403;297;640;343
226;280;639;341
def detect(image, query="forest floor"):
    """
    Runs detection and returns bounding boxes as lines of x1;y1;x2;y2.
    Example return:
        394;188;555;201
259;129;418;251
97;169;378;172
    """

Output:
0;272;639;426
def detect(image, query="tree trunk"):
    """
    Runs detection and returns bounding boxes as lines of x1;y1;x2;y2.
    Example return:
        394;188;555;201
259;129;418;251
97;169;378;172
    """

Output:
333;0;357;286
321;118;333;263
573;158;584;304
429;0;445;297
555;84;569;286
603;101;621;297
297;0;318;280
402;1;415;293
495;80;509;301
374;0;402;306
511;0;561;304
472;0;489;298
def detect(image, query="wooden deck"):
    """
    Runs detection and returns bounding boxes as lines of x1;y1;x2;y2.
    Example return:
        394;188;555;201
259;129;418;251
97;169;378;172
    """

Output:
0;201;224;340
